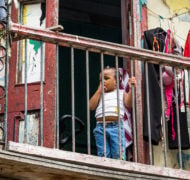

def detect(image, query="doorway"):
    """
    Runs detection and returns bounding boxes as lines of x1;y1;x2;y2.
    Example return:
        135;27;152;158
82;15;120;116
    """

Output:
59;0;122;155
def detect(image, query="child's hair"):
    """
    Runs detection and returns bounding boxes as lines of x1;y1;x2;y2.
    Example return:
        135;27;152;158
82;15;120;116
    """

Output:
104;66;122;83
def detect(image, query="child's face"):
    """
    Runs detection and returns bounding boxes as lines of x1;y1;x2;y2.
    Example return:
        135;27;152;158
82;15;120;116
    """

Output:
99;69;116;92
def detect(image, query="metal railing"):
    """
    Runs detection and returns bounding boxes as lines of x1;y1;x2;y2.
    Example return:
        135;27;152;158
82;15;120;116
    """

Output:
2;22;190;171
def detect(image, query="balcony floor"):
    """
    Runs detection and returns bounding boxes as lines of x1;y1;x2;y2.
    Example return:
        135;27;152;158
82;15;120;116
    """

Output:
0;141;189;180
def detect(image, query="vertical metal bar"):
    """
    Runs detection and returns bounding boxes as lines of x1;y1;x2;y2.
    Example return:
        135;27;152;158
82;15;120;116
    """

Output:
40;42;44;146
145;62;153;165
4;2;10;149
131;59;137;162
159;65;167;167
56;43;59;149
86;50;91;154
100;52;106;157
71;47;75;152
115;56;121;159
56;0;60;149
174;68;182;169
24;39;28;143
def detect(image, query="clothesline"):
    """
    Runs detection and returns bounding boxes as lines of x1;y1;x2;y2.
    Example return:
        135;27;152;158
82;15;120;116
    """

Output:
147;6;190;20
146;7;190;42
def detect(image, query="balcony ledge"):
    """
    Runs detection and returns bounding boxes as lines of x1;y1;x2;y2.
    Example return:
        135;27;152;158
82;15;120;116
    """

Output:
0;141;188;179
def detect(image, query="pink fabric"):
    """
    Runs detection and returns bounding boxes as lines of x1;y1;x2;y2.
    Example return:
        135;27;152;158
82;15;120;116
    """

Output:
165;83;175;141
179;70;184;111
164;30;170;53
164;84;173;118
163;70;173;86
171;108;175;141
164;30;173;118
165;29;173;54
164;29;175;140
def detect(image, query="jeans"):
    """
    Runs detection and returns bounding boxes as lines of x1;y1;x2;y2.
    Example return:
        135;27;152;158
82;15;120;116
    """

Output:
93;120;126;160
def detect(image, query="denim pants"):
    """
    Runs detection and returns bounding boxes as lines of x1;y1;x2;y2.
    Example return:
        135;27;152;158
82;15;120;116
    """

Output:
93;120;126;160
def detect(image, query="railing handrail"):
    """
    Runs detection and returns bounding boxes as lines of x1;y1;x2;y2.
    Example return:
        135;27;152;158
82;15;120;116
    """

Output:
9;22;190;69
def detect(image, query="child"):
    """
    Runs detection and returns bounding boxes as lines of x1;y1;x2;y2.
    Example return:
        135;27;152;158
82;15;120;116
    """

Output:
89;67;136;160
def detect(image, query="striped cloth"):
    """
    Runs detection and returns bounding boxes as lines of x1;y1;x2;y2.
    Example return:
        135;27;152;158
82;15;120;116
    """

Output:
119;68;133;148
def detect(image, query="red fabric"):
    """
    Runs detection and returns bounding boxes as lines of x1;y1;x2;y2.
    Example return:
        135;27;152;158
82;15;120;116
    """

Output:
184;30;190;57
184;30;190;107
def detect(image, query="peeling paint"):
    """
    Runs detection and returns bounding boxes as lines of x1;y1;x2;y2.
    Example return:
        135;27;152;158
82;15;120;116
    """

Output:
19;113;39;146
21;3;45;83
48;90;52;95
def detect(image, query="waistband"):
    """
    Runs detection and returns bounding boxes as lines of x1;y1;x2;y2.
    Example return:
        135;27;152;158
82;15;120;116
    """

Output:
96;116;119;122
96;117;123;125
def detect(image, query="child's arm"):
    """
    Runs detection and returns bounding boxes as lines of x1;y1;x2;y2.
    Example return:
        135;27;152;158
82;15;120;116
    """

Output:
89;83;102;110
124;77;136;108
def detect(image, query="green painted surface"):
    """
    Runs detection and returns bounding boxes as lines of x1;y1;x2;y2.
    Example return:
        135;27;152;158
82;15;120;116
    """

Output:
29;40;41;53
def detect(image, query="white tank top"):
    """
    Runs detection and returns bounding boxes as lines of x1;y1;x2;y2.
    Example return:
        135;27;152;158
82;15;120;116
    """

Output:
95;89;125;118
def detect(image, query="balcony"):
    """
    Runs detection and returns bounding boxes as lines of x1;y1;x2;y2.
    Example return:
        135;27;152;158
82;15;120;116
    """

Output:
0;22;189;179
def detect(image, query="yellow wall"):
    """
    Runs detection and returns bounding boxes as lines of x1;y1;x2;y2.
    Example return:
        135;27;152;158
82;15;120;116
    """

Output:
165;0;190;13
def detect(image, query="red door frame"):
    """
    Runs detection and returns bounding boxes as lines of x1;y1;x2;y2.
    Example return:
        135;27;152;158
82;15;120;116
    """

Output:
5;0;58;148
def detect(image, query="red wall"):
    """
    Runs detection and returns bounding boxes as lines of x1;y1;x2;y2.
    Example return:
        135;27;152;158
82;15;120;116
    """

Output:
3;0;58;148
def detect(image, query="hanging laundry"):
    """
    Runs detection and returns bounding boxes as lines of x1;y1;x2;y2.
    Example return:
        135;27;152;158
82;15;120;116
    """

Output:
164;30;190;150
119;68;133;148
163;30;174;121
169;29;190;149
143;27;166;145
168;80;190;149
184;30;190;57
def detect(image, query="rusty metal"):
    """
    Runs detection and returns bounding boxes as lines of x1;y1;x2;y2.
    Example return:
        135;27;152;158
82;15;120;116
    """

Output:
56;43;59;148
24;39;28;143
100;53;106;157
86;50;91;155
174;69;182;169
145;62;153;165
71;47;75;152
131;59;137;162
40;42;44;146
159;65;167;167
4;0;10;149
115;56;121;159
9;23;190;69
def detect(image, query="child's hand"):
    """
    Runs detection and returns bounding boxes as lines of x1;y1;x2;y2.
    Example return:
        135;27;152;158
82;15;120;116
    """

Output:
128;77;136;88
97;82;102;94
